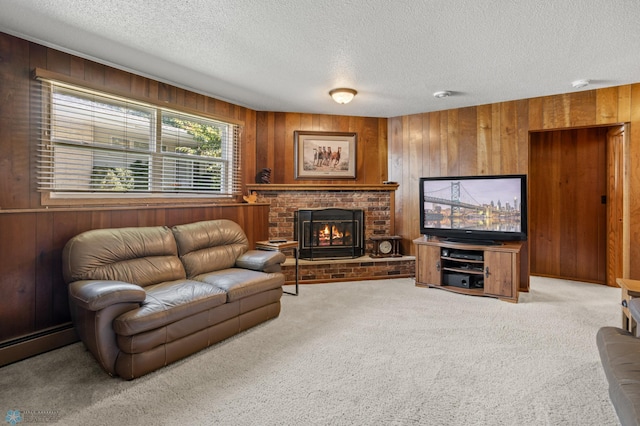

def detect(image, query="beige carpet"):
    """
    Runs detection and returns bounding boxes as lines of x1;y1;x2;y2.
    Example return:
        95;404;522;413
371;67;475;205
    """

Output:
0;277;621;425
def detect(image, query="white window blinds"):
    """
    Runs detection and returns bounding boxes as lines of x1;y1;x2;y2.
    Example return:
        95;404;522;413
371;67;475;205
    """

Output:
35;78;242;198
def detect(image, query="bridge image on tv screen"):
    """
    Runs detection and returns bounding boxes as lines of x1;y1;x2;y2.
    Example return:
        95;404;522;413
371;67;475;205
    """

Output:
422;178;523;232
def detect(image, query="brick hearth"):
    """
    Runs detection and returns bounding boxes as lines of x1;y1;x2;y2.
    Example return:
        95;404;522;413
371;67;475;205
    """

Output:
281;256;415;284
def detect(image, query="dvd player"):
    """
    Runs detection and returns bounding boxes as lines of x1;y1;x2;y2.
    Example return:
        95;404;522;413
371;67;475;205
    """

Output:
449;252;483;261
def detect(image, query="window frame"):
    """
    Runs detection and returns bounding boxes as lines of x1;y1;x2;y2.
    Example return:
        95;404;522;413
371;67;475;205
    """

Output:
33;68;244;207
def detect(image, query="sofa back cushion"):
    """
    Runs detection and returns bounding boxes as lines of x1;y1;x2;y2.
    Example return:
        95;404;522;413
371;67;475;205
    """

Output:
62;226;186;287
172;219;249;277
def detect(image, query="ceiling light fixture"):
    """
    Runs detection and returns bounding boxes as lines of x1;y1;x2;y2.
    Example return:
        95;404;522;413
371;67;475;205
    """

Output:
571;79;590;89
433;91;452;99
329;88;357;104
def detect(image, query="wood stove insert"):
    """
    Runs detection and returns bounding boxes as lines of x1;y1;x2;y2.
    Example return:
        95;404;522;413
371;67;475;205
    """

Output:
294;208;364;260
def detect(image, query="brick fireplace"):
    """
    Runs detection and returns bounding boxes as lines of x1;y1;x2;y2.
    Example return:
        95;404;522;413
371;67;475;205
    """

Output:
246;184;415;283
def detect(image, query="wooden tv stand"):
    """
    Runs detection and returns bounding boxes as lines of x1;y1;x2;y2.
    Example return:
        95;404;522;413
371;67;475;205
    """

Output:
413;237;529;303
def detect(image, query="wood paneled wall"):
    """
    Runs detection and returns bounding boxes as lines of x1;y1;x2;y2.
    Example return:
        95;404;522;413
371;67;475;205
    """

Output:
0;33;259;210
389;86;640;282
0;205;270;340
255;112;387;185
0;32;270;362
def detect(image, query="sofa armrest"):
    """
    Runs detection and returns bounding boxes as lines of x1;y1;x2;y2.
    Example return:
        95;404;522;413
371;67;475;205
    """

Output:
236;250;286;272
69;280;146;311
629;298;640;336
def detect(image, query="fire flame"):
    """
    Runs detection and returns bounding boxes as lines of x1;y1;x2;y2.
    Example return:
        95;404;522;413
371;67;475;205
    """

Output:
318;224;351;245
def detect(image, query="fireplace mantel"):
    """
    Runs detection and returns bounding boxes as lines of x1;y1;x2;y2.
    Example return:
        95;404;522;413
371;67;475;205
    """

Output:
246;183;398;192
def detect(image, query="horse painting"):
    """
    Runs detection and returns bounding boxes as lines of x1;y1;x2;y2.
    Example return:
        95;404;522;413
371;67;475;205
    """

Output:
329;146;341;167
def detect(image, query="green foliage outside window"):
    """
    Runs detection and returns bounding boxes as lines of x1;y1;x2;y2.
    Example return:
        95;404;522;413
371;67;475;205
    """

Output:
92;167;135;191
163;117;222;158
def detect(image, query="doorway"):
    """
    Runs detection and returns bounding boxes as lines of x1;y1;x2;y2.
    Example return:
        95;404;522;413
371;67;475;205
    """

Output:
529;125;626;286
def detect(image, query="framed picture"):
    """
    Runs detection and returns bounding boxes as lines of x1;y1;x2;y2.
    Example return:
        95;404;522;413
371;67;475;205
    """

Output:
294;131;357;179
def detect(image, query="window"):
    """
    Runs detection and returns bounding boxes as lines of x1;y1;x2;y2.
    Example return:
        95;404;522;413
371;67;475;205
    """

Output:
36;78;242;200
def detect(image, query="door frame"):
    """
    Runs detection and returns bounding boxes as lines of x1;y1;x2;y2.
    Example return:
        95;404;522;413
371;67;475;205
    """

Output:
607;124;630;285
528;123;629;286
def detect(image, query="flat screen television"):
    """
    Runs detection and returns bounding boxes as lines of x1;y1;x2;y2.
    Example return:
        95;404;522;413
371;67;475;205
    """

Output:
419;174;527;244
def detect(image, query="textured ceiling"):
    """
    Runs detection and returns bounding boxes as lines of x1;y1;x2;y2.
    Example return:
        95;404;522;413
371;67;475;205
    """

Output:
1;0;640;118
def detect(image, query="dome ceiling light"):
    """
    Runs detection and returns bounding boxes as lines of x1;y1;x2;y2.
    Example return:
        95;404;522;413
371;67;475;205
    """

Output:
329;88;357;104
571;79;590;89
433;91;452;99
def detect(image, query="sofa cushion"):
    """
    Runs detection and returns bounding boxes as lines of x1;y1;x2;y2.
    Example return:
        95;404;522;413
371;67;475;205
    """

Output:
62;225;186;287
596;326;640;426
113;279;227;336
172;219;249;277
195;268;285;302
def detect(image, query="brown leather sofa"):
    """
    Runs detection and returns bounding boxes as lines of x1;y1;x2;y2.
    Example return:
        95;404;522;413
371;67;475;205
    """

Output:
596;297;640;426
62;219;286;380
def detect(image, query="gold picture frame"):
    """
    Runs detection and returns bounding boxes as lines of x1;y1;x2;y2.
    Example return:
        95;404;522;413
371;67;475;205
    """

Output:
294;131;357;179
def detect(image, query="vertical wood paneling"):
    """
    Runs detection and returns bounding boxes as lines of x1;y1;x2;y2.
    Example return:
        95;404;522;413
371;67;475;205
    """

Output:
390;118;404;247
300;113;313;130
429;112;441;176
46;47;71;75
388;116;404;247
458;107;477;175
0;35;31;209
439;112;449;174
284;113;301;182
392;81;639;284
528;97;543;131
408;114;423;239
0;214;36;340
273;112;287;183
242;108;257;191
499;101;518;175
131;74;150;98
84;60;106;86
104;67;131;93
378;118;389;183
597;87;619;124
491;104;502;174
477;105;492;174
516;100;529;174
446;110;459;175
34;213;54;329
388;117;403;181
255;111;387;185
352;116;366;184
255;111;270;175
628;84;640;278
400;115;411;238
569;91;597;127
618;85;632;123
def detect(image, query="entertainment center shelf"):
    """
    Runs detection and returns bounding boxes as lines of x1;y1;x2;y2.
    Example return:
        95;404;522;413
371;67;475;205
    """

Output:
413;237;529;303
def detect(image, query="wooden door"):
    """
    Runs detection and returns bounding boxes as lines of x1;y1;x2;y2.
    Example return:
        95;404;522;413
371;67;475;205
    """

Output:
529;128;608;284
483;251;513;298
416;243;442;285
